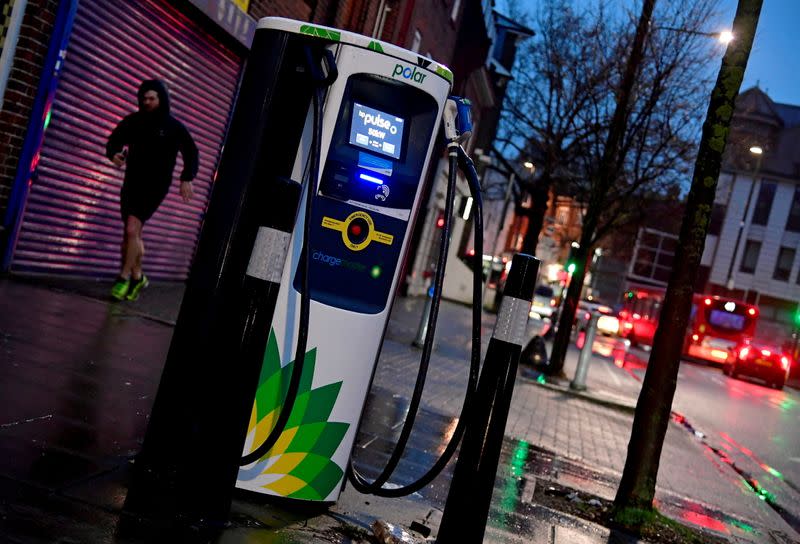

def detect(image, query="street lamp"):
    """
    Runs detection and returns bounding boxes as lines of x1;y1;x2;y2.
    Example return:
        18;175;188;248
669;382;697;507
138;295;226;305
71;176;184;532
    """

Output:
725;145;764;291
655;26;734;44
718;30;734;45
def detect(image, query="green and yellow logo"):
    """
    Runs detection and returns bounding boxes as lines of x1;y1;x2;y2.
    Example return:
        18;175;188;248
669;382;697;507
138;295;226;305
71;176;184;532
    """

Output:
239;331;349;500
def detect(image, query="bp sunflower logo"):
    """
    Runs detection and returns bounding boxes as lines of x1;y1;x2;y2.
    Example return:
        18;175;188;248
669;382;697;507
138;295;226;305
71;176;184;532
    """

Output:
239;330;349;500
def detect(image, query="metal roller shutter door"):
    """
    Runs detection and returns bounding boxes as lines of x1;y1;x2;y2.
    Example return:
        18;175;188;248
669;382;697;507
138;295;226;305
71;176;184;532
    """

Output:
12;0;241;279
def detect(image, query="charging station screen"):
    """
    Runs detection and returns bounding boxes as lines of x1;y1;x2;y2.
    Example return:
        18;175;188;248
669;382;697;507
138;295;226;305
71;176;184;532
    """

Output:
349;102;405;160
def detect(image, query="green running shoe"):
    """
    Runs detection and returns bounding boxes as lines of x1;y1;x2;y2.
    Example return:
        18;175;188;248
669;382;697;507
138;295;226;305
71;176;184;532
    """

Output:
126;275;149;301
110;277;130;301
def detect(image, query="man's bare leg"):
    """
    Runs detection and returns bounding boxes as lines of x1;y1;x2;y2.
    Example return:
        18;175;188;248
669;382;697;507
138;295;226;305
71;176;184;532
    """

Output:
122;215;143;279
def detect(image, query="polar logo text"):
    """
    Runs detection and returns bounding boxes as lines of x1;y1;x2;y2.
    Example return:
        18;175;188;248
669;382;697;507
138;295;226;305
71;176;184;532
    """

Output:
392;63;427;84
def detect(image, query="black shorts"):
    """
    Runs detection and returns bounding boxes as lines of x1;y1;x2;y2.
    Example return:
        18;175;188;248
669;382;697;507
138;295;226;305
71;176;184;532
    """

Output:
120;180;169;223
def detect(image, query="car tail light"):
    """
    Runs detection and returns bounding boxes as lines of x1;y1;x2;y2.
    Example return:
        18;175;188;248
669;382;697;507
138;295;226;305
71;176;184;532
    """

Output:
692;334;699;341
748;307;756;316
550;299;557;307
781;357;790;370
624;322;633;330
739;347;750;359
704;298;712;306
761;349;771;357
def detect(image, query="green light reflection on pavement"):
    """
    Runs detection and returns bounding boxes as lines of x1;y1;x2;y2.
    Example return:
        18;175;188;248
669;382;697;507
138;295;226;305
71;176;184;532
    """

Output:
729;518;756;534
497;440;530;525
779;397;796;413
766;466;783;479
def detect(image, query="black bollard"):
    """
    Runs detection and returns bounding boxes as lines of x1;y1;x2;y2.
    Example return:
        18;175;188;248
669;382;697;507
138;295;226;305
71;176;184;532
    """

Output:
437;253;539;543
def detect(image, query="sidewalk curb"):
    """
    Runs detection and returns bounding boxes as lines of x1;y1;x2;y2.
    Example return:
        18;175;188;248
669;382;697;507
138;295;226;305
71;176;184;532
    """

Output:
518;369;637;414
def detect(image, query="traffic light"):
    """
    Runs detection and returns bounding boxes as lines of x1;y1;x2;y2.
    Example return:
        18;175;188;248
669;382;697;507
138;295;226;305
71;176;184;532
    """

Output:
793;307;800;328
565;244;579;275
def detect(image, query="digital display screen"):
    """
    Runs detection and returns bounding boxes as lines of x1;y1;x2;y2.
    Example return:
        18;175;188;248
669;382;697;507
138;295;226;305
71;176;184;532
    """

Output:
349;102;405;160
708;309;746;331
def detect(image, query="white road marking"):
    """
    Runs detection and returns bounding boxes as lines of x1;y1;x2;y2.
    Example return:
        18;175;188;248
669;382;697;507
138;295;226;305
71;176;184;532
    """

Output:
603;360;622;387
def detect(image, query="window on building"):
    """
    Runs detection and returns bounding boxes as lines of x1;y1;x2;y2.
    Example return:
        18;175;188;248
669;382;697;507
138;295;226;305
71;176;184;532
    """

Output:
751;181;776;225
786;186;800;232
451;0;462;21
773;247;795;281
411;29;422;53
739;240;761;273
708;203;726;236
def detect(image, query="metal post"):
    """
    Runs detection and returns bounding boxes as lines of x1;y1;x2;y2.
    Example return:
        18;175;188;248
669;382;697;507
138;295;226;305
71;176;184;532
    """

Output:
725;151;762;291
437;253;539;544
413;283;435;348
571;312;599;391
483;172;516;306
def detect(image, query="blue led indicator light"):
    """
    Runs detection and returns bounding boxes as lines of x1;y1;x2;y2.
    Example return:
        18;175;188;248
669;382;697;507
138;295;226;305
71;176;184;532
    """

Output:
359;172;384;184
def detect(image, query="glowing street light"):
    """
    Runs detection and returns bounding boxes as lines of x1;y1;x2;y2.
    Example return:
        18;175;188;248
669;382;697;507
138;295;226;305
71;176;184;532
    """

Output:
655;26;734;45
718;30;734;44
749;145;763;155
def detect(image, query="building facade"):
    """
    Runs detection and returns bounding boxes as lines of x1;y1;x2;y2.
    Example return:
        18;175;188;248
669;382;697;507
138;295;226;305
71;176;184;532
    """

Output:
407;4;533;301
701;88;800;345
0;0;471;280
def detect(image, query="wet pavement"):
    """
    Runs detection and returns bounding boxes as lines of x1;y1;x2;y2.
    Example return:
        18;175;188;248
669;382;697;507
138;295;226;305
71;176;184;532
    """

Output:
1;276;800;543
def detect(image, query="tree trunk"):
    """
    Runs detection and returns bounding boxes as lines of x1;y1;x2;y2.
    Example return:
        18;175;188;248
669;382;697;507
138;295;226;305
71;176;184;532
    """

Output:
546;0;656;375
520;174;551;256
614;0;762;514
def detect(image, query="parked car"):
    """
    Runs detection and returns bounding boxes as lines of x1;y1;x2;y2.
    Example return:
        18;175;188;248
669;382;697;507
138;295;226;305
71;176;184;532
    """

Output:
529;285;556;320
574;300;616;334
724;341;791;390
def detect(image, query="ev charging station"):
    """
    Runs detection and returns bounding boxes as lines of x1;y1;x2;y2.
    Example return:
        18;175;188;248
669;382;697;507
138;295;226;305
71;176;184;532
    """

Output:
234;19;451;502
130;16;482;521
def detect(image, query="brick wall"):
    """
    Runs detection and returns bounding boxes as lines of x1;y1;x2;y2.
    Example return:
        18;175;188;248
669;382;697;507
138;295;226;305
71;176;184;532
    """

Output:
248;0;311;20
0;0;57;231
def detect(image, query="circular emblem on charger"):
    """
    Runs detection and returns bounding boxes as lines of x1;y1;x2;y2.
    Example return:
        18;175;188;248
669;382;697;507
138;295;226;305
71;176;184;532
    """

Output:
343;211;373;251
321;211;395;252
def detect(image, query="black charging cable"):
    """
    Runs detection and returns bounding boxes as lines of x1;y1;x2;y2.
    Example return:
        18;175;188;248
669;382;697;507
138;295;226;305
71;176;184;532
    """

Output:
346;143;484;496
241;46;336;466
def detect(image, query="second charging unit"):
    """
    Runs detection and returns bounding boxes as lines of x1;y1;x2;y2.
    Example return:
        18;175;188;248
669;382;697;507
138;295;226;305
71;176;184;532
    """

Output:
234;19;452;502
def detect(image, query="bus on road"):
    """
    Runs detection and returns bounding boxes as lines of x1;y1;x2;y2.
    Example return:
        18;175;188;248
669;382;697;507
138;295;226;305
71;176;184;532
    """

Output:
618;287;759;365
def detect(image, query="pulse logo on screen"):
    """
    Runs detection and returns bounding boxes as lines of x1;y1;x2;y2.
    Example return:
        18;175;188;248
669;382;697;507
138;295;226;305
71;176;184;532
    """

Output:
349;102;405;160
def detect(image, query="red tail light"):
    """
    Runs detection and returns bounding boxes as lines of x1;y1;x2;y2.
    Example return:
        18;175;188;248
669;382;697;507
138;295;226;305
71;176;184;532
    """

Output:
748;307;756;316
739;347;750;359
781;357;790;370
550;299;557;307
585;312;591;320
761;349;771;357
704;298;712;306
692;334;699;342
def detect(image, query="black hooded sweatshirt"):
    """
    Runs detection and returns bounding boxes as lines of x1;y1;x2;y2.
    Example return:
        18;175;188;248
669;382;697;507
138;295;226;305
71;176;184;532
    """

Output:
106;80;199;221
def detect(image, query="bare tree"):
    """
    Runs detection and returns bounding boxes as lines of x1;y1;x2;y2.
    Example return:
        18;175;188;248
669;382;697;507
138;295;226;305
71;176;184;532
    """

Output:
510;0;724;375
496;0;616;256
613;0;763;521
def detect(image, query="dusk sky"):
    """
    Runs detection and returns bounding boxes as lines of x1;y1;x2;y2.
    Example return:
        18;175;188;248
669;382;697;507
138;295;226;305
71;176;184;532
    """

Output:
511;0;798;106
718;0;798;105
